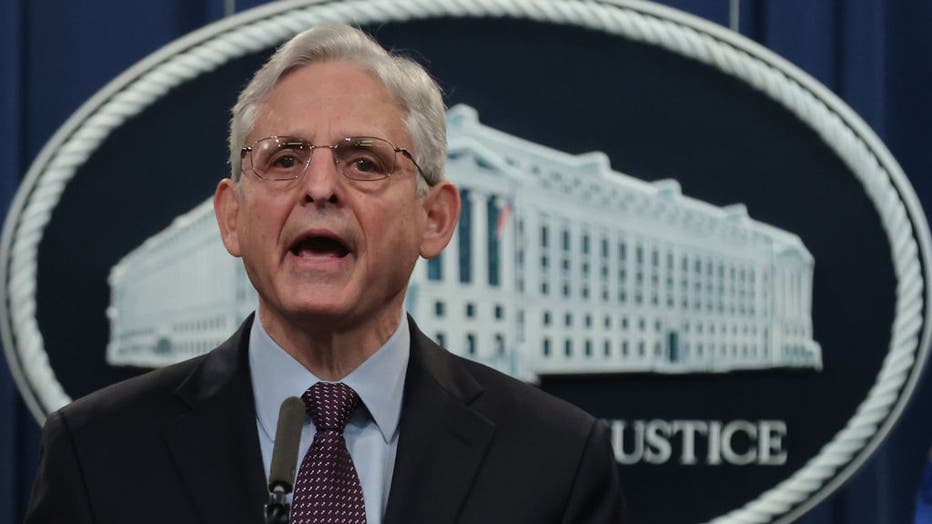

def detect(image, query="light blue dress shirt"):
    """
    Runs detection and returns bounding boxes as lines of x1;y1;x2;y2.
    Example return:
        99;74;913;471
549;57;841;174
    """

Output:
248;311;409;524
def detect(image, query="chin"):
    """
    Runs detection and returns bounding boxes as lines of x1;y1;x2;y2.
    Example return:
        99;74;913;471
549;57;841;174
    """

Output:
258;289;349;323
285;299;354;319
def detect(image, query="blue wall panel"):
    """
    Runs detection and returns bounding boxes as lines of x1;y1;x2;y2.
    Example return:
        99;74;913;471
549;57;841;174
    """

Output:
1;0;24;521
21;0;212;160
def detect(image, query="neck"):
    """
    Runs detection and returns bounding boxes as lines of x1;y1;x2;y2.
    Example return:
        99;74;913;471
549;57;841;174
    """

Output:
258;302;403;381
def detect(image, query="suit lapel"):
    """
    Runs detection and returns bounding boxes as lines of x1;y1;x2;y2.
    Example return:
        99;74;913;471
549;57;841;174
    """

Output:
162;319;268;524
383;318;495;523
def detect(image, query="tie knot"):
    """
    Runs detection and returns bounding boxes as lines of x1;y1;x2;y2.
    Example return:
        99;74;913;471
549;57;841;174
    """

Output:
302;382;360;432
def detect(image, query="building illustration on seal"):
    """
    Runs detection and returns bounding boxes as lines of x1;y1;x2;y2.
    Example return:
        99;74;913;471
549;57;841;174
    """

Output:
106;105;822;380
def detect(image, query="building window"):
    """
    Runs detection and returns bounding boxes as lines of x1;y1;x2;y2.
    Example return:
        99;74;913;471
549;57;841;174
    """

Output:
565;313;573;327
603;340;611;356
487;197;501;287
466;302;476;318
458;189;472;283
434;301;445;318
427;255;442;281
585;339;593;356
543;311;552;325
543;338;551;356
495;334;505;356
564;339;573;356
466;333;476;355
435;332;445;346
495;304;504;320
541;224;549;248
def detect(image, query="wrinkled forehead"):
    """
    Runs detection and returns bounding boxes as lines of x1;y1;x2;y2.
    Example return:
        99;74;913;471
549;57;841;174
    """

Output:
251;60;411;143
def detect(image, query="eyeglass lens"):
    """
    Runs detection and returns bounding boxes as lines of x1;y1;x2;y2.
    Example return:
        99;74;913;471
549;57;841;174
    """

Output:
251;137;398;181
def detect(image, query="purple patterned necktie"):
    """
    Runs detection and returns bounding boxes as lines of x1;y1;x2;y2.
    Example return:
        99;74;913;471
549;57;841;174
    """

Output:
291;382;367;524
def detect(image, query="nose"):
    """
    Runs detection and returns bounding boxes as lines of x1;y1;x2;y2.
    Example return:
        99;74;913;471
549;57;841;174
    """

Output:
301;146;341;204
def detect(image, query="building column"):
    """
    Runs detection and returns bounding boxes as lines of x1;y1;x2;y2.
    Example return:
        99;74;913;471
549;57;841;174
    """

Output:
524;207;540;300
496;195;512;351
607;228;619;360
775;265;787;360
521;208;541;374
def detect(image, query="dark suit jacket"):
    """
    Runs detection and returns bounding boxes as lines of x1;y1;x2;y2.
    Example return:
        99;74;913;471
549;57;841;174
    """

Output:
25;316;626;523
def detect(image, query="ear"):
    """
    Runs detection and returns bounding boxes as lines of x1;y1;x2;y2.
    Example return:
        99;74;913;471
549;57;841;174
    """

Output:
214;178;242;257
419;181;461;259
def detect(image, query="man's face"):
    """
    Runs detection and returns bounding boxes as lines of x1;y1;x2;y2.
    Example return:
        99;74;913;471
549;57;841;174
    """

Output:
214;61;448;333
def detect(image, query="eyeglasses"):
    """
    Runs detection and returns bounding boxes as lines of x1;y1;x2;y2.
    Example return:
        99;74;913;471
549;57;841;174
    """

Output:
240;135;425;182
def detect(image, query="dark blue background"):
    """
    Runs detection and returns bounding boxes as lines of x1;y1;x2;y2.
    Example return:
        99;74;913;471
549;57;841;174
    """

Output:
2;0;930;522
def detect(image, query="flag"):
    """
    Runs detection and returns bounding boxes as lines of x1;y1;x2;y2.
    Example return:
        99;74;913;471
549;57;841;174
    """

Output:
495;197;512;239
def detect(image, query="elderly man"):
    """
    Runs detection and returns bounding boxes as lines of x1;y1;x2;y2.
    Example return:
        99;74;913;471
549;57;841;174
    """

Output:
26;24;626;524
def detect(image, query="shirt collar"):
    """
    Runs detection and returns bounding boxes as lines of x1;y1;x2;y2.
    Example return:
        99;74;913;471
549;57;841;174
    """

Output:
249;311;409;444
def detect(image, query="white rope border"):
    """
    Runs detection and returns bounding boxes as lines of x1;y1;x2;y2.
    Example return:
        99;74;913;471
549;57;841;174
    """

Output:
1;1;928;522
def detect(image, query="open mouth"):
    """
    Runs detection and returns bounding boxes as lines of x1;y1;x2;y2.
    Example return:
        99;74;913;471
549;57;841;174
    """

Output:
289;235;351;258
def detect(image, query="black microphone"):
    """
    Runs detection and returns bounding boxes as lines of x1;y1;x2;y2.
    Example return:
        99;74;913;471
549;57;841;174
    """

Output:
265;396;305;524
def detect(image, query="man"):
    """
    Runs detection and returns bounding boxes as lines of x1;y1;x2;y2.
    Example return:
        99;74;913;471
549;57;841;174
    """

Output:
26;24;626;523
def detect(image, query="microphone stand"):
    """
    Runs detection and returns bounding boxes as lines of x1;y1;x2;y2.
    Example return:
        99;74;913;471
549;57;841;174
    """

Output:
265;396;305;524
265;482;291;524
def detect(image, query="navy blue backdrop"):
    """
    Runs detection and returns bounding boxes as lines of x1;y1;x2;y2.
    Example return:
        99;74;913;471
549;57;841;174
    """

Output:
1;0;930;522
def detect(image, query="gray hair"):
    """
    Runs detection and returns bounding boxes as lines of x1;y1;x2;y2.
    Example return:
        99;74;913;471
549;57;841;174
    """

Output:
228;24;447;192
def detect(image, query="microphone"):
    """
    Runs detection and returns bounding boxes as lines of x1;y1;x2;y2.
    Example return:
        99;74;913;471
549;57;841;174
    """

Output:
265;396;305;524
